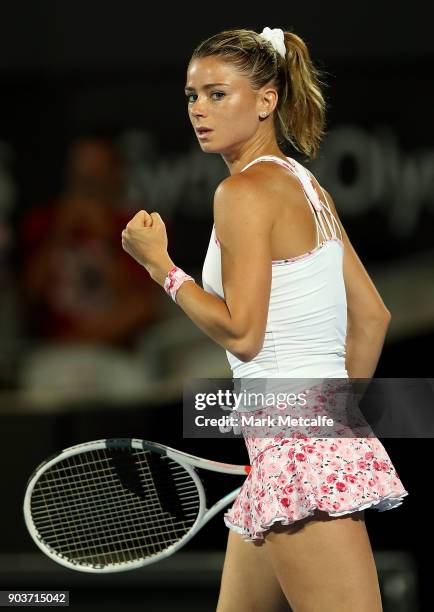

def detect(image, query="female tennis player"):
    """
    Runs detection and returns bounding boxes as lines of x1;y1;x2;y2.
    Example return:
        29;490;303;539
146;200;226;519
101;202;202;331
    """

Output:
122;26;409;612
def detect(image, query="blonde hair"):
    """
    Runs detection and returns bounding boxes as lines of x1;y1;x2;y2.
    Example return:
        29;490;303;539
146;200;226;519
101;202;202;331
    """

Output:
190;28;329;161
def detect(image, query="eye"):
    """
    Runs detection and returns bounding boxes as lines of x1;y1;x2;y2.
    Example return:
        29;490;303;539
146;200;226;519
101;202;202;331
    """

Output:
186;93;197;103
211;91;225;100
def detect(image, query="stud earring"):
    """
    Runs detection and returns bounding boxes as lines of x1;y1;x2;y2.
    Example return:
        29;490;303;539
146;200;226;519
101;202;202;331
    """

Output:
259;111;268;118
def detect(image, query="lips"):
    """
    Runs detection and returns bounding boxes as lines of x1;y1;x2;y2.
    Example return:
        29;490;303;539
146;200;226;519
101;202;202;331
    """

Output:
196;127;213;134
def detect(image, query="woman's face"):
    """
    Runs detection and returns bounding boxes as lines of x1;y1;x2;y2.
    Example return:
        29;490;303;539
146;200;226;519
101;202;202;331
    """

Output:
185;56;264;156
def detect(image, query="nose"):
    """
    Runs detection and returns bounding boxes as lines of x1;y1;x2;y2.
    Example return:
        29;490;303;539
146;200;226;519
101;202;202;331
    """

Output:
190;96;207;118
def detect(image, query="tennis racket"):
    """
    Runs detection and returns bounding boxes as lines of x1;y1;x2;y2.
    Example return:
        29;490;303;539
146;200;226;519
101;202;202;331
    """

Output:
23;438;249;573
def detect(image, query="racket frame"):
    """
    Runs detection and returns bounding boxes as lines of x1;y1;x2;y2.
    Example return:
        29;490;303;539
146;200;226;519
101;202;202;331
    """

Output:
23;438;249;573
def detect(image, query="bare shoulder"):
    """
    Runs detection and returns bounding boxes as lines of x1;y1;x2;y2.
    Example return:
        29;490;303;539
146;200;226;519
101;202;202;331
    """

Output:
213;172;274;242
214;171;272;214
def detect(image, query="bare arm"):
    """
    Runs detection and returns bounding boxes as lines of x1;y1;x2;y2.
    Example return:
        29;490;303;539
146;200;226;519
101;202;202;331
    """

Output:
150;174;273;362
321;187;391;378
345;317;391;379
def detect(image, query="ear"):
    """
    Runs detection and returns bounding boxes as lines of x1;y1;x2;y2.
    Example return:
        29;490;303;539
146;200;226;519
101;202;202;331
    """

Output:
257;84;279;117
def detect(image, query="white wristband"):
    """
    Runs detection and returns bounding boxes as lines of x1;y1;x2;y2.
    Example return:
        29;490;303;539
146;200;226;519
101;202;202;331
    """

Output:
163;266;196;303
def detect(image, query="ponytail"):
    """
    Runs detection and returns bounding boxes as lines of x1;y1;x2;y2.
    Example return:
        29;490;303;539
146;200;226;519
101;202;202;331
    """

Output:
276;32;328;160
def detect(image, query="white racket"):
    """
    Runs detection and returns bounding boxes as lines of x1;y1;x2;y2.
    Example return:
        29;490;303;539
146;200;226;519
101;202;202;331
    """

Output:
23;438;249;573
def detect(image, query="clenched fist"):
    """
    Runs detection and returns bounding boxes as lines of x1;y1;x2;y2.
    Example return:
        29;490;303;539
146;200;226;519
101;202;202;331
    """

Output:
122;210;174;285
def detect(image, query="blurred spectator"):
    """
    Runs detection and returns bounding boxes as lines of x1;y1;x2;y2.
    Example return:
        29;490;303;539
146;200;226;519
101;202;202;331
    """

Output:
16;136;170;399
20;137;162;349
0;141;23;389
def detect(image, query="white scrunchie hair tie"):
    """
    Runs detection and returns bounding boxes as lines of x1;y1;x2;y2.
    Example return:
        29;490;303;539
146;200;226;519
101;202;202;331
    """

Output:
259;27;286;59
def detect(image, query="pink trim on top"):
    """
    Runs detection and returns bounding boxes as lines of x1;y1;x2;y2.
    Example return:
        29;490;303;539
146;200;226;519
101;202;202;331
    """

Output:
271;237;343;265
213;223;343;266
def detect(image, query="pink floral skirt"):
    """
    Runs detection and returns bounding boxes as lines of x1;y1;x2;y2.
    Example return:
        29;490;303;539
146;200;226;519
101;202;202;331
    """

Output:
224;382;409;542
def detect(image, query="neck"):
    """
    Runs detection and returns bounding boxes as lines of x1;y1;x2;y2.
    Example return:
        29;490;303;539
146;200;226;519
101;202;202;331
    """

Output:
222;139;286;176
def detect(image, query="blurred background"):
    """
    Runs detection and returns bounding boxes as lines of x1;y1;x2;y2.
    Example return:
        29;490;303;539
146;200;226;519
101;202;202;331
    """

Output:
0;1;432;610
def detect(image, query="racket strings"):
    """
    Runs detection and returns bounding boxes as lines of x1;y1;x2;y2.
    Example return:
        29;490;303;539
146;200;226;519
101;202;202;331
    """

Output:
31;468;196;513
31;482;199;542
31;486;199;522
30;448;201;568
34;448;197;563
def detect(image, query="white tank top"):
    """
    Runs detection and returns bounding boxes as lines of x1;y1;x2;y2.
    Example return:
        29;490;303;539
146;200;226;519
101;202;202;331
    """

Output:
202;155;348;383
